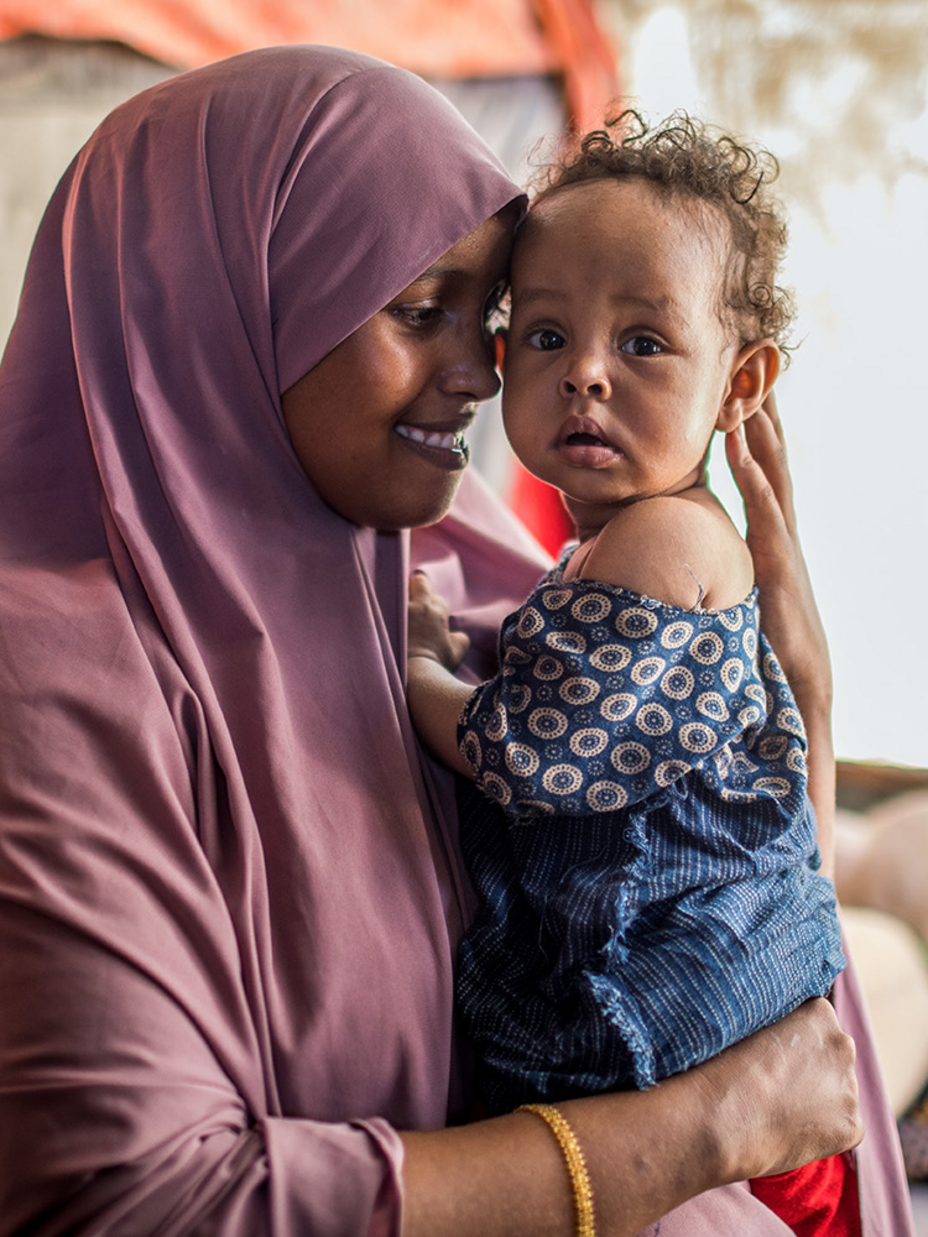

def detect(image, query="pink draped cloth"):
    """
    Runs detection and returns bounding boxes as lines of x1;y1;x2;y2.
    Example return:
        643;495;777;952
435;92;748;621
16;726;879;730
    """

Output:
0;44;912;1236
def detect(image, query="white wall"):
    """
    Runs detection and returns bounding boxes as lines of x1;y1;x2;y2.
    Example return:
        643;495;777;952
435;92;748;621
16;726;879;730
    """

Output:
622;3;928;769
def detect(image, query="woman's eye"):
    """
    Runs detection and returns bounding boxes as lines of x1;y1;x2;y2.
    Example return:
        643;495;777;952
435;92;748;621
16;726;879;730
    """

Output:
621;335;662;357
393;304;442;328
528;328;566;352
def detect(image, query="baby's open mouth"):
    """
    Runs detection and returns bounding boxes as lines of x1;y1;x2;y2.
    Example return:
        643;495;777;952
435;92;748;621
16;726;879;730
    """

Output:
566;431;608;447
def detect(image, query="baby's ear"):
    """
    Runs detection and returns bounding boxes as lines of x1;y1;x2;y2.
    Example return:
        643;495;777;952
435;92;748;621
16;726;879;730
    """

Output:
716;341;780;433
494;328;508;370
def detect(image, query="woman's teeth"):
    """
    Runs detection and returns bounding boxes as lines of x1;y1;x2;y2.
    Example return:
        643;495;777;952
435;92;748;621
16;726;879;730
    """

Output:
395;424;465;452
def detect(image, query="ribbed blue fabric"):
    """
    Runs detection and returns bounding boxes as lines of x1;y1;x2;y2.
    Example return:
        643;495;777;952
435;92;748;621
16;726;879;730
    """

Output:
456;559;845;1114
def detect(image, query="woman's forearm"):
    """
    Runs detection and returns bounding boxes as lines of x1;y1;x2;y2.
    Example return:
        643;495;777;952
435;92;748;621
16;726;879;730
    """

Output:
400;999;861;1237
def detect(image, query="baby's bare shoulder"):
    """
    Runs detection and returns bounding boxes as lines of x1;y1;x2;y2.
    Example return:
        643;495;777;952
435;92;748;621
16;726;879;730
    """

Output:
581;493;753;610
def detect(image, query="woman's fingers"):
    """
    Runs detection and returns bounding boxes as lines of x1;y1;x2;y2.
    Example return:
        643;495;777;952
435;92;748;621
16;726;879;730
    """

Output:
738;399;796;538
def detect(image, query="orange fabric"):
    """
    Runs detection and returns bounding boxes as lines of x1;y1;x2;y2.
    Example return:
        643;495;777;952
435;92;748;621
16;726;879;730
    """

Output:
530;0;617;130
0;0;617;82
0;0;618;552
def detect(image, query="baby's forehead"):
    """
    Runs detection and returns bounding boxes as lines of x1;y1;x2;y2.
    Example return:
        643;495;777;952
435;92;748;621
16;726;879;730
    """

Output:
513;178;733;291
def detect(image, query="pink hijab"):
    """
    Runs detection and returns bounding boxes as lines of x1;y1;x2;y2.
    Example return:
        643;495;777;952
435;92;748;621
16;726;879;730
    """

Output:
0;45;542;1234
0;44;912;1237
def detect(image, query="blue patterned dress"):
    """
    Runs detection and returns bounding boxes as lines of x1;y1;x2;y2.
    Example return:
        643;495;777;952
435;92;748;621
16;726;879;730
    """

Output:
455;551;844;1114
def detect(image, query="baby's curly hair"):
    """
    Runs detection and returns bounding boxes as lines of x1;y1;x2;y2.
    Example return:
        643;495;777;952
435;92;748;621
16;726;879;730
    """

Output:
530;110;795;358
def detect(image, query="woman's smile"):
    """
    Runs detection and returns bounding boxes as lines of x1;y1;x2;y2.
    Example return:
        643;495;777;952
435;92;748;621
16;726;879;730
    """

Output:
394;415;473;469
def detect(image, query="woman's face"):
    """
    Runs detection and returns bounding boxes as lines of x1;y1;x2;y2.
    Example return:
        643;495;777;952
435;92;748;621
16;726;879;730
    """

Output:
281;209;514;530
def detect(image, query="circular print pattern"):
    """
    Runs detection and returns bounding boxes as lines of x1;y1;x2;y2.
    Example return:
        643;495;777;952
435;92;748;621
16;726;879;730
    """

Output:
689;631;724;664
786;746;807;773
757;734;788;761
777;706;806;738
571;593;611;623
636;703;673;736
528;707;569;740
505;743;540;778
586;781;629;811
517;607;544;638
533;655;563;681
720;658;744;691
589;644;632;673
504;645;531;666
600;693;637;722
559;676;600;705
763;651;788;683
460;730;481;770
546;630;587;654
742;627;757;658
679;722;717;754
655;758;691;786
541;588;572;610
745;682;767;708
718;608;744;632
661;666;695;699
610;742;651;775
616;607;659;638
485;703;508;742
753;776;791;798
738;704;762;728
570;728;609;758
480;771;512;805
696;691;729;723
630;656;666;686
508;683;532;714
661;620;694;649
542;764;583;796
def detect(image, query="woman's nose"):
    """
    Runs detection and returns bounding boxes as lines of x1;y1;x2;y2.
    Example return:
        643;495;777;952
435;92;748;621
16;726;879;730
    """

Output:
442;326;501;401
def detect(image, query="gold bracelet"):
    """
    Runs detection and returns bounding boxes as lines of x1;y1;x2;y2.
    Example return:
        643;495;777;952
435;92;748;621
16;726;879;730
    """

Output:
518;1103;596;1237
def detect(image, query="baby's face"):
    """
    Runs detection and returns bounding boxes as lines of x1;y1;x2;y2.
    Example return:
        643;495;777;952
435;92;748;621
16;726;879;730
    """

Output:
502;177;742;519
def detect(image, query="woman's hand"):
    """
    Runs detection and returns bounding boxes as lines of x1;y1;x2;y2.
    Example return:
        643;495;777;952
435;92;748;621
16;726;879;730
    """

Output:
685;997;862;1182
726;398;836;872
725;396;831;711
401;999;862;1237
408;573;470;671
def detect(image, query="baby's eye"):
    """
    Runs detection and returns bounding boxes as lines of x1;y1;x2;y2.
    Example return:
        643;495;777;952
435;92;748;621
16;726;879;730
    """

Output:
621;335;662;357
528;328;566;351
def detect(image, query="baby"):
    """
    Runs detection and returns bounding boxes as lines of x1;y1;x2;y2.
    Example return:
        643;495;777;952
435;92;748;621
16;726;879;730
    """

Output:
407;113;856;1233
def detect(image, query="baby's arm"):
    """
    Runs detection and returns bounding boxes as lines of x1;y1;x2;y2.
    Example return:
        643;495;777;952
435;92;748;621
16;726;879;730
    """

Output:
407;573;476;776
578;492;753;609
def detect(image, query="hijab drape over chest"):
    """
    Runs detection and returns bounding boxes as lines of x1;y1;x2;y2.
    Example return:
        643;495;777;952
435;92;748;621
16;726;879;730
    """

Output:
0;45;543;1234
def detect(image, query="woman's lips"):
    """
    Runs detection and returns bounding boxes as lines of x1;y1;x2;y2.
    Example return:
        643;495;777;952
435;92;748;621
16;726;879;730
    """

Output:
394;422;470;470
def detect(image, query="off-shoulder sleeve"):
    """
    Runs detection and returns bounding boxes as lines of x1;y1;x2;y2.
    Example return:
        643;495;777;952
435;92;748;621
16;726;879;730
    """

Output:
458;578;806;819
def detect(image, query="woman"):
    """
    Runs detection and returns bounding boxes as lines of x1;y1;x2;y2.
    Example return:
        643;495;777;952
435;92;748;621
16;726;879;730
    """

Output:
0;45;907;1235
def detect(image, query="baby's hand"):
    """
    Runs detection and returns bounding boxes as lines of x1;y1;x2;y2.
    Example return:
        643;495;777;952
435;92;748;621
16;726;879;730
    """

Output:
408;574;470;672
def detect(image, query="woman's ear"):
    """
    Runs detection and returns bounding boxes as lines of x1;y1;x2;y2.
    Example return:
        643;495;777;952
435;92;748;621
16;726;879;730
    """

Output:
494;328;507;371
716;341;780;433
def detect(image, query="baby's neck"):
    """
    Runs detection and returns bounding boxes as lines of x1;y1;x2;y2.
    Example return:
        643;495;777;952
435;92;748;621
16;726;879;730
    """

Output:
566;476;713;546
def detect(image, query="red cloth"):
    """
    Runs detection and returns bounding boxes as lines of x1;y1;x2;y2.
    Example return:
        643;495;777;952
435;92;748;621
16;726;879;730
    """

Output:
508;460;575;557
751;1153;862;1236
